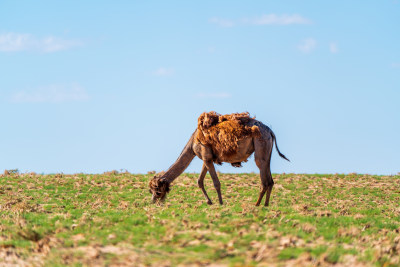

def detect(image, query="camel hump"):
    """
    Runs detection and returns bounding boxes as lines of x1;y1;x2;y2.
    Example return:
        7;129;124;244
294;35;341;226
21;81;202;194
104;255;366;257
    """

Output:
197;111;256;130
196;111;260;157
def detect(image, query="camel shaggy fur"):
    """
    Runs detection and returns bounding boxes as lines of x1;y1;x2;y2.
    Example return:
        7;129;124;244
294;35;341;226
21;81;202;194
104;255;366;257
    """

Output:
149;111;289;206
196;111;261;164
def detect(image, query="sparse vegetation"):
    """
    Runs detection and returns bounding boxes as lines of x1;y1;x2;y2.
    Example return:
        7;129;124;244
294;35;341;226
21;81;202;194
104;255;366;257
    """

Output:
0;172;399;266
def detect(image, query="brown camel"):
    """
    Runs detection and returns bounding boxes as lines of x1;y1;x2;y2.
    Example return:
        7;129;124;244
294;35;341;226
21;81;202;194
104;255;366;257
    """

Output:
149;112;289;206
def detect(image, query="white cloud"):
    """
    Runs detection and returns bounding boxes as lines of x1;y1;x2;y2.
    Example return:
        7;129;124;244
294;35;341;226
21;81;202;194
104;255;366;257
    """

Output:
207;46;216;53
298;38;317;53
242;14;311;25
196;92;232;99
329;42;338;53
209;17;235;27
210;14;311;27
11;84;89;103
0;33;30;52
0;32;82;53
153;67;175;76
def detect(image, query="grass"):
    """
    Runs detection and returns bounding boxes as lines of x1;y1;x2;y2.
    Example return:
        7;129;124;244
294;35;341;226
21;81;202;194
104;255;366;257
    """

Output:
0;171;400;266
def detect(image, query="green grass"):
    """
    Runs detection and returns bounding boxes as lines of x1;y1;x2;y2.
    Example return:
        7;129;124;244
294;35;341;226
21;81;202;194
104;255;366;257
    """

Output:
0;172;399;266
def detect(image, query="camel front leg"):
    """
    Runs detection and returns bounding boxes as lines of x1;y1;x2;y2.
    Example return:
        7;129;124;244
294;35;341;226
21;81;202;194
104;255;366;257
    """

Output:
198;163;213;205
204;161;223;205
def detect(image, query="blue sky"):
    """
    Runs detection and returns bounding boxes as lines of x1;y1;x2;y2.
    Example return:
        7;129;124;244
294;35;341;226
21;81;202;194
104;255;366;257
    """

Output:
0;1;399;175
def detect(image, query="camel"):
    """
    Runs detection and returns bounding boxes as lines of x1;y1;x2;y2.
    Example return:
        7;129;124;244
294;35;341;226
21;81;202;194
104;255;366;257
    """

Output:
149;112;289;206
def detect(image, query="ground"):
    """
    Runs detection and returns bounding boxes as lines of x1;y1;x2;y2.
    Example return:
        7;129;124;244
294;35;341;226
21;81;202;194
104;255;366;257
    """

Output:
0;171;399;266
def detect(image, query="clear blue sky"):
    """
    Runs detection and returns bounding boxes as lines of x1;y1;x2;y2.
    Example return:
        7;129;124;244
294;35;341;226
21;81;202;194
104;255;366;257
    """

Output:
1;1;399;175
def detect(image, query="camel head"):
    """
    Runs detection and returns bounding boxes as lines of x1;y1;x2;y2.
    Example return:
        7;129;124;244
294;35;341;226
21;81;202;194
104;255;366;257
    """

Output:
149;174;170;203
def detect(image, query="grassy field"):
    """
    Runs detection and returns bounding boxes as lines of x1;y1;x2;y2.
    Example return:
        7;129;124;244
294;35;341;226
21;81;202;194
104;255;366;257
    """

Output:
0;171;399;266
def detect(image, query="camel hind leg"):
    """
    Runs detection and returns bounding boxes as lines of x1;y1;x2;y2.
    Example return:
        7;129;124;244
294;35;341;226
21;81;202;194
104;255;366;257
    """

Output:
254;136;274;207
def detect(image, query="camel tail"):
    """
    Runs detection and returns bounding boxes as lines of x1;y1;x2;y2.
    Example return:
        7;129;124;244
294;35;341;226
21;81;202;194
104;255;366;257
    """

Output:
271;131;290;162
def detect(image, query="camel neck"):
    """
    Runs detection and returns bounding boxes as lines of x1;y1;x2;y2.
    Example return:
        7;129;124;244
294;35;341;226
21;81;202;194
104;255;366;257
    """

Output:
163;131;196;183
